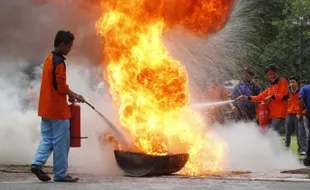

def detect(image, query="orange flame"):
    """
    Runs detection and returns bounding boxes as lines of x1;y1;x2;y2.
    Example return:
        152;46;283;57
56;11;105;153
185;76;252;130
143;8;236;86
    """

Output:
96;0;234;175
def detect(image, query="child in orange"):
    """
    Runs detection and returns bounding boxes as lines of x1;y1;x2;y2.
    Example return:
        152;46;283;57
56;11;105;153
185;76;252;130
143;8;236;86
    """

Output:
285;77;300;150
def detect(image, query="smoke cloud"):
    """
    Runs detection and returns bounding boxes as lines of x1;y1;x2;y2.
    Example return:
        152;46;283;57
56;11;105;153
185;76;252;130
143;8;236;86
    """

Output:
0;0;119;174
215;122;302;171
0;0;102;69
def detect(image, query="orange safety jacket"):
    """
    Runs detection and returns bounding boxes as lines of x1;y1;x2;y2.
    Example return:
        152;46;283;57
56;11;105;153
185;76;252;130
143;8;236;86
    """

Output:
250;77;289;119
287;88;299;114
38;51;71;120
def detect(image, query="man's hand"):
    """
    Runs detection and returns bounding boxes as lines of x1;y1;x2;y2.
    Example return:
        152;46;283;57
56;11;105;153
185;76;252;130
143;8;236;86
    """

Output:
236;95;249;101
75;94;85;103
68;95;76;104
68;89;85;103
263;95;273;104
297;114;302;121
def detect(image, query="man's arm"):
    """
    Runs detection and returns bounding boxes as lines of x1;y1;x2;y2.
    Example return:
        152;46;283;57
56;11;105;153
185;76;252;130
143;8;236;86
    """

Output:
229;85;239;100
298;87;307;120
299;98;305;116
271;78;289;101
55;63;70;94
250;88;269;102
55;64;85;102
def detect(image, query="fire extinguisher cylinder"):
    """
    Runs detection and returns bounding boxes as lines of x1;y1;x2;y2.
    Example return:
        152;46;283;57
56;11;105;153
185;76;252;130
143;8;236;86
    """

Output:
69;104;87;148
258;102;269;129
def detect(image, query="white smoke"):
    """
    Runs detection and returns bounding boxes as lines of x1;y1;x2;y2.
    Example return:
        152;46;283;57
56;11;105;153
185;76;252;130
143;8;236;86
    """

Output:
215;122;302;171
0;58;121;175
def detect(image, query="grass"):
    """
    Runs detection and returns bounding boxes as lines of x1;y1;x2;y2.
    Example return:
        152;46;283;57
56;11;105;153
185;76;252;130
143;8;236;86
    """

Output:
281;135;307;159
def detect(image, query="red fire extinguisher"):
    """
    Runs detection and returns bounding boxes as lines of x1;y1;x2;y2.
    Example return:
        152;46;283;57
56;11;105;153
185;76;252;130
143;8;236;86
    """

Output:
69;104;87;148
258;102;269;130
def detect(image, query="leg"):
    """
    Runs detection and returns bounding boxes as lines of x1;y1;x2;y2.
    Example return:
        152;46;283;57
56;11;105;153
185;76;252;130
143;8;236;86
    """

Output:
51;119;70;181
270;118;285;135
304;116;309;142
285;115;293;148
306;116;310;156
291;115;299;151
298;116;308;153
304;116;310;166
31;118;53;181
32;118;53;166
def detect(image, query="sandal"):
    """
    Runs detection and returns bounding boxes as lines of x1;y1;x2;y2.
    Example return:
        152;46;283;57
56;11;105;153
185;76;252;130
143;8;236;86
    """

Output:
54;175;79;183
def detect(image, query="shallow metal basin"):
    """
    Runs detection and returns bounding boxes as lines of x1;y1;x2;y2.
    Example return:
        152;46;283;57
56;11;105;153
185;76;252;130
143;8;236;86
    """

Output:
114;150;189;177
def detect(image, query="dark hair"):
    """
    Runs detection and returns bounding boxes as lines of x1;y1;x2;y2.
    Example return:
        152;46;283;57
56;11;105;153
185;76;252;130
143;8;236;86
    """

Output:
289;76;299;83
54;30;75;48
264;64;277;73
301;80;309;84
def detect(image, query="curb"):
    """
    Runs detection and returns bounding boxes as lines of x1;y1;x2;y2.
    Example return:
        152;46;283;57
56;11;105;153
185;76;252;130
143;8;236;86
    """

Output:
203;176;310;183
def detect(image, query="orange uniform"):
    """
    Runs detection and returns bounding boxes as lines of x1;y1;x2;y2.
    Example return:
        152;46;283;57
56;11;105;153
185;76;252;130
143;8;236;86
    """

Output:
250;77;289;119
38;51;71;120
287;88;299;114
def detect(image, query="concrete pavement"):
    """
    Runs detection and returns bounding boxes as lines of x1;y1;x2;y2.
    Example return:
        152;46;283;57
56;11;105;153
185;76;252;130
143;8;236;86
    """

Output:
1;176;310;190
1;165;310;190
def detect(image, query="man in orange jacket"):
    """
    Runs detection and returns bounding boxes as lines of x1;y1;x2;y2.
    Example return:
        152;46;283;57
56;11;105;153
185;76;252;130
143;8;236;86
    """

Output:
31;31;85;182
285;76;301;150
237;64;289;133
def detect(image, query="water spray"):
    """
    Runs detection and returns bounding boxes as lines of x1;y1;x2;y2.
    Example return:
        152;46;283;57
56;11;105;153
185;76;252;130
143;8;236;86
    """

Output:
192;100;235;109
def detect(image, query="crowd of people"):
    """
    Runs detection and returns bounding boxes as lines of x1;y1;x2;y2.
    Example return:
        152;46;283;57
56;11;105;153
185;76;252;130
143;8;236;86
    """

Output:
204;64;310;166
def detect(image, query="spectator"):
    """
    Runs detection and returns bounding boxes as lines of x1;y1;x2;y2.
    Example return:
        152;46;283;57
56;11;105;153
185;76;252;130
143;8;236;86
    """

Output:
237;64;289;133
298;80;310;155
254;77;264;90
285;76;300;150
230;67;262;122
298;82;310;166
301;80;309;86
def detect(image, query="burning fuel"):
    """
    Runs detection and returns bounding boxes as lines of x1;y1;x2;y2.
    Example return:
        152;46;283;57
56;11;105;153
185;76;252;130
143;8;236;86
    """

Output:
95;0;235;175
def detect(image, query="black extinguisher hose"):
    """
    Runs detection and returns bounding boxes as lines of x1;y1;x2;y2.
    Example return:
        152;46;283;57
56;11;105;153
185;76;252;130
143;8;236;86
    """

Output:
84;101;129;145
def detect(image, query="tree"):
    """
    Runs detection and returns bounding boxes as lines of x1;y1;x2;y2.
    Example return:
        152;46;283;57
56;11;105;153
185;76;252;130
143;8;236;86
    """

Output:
252;0;310;81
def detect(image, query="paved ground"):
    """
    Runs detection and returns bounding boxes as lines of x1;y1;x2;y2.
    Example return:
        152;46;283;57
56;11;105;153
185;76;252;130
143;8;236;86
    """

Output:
2;175;310;190
1;165;310;190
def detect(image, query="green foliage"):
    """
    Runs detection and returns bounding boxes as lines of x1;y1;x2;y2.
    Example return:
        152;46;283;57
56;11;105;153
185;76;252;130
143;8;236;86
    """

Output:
248;0;310;82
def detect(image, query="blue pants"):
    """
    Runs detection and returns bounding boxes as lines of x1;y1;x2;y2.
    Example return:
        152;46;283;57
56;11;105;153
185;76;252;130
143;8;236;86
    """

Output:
32;118;70;180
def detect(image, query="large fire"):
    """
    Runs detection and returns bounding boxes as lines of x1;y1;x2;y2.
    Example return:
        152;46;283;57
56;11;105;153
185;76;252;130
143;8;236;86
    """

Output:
96;0;234;175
